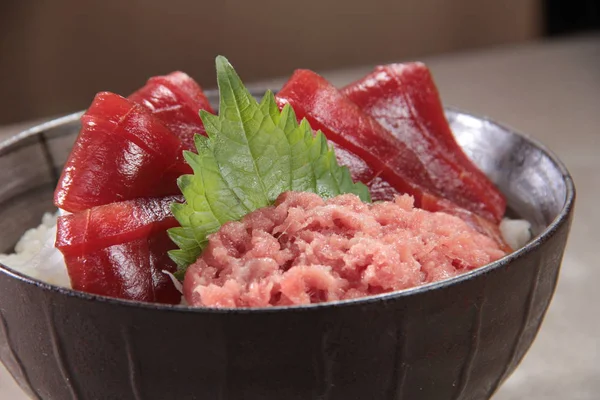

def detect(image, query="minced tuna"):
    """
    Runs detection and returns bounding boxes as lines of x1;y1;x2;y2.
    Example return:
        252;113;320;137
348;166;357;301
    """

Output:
183;192;506;308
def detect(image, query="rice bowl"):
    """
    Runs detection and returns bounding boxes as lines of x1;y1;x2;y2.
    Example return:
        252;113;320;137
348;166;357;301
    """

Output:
0;83;574;399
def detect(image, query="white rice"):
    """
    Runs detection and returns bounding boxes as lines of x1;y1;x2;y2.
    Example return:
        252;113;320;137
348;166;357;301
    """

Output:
0;211;532;291
0;212;70;288
500;218;533;251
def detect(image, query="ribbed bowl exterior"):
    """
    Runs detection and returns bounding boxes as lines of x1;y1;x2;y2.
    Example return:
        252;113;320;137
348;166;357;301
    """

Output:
0;100;575;400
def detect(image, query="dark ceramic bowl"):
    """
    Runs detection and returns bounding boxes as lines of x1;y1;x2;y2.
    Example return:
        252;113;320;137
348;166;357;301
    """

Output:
0;92;574;400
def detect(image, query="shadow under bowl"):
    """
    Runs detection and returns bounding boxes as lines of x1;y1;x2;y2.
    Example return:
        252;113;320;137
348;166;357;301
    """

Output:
0;99;575;400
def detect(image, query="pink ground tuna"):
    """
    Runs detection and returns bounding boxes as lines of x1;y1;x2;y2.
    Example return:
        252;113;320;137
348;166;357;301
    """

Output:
183;192;506;308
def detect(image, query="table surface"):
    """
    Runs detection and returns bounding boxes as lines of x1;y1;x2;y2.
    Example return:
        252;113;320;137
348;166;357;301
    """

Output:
1;34;598;400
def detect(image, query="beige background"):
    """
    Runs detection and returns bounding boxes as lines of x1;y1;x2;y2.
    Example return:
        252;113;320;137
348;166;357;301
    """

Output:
0;0;541;124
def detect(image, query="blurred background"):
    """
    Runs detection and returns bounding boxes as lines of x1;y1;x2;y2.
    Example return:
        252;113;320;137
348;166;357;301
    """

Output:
0;0;598;125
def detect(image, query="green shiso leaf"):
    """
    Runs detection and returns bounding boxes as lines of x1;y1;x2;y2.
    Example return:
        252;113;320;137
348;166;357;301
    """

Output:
168;56;370;278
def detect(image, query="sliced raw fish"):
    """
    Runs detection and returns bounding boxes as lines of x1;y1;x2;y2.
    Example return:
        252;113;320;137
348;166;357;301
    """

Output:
342;63;505;222
129;71;214;151
54;92;191;212
56;196;182;303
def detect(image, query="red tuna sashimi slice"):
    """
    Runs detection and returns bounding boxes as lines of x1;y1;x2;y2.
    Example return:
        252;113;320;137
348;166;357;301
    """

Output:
56;196;182;303
333;143;401;201
276;69;501;222
54;92;192;213
61;233;181;304
276;70;457;212
129;71;215;151
57;195;183;254
342;63;505;222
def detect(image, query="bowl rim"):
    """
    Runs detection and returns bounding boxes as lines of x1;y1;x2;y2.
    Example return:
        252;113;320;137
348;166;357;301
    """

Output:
0;106;576;314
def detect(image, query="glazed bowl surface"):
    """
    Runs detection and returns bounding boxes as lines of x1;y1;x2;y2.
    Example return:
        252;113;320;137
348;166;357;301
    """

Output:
0;92;575;400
